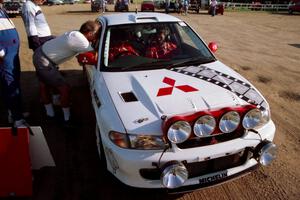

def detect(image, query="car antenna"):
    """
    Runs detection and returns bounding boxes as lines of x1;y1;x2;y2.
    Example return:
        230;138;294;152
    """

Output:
135;0;138;14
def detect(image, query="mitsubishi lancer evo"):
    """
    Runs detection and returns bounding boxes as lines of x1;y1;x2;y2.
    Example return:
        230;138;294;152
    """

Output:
77;12;277;192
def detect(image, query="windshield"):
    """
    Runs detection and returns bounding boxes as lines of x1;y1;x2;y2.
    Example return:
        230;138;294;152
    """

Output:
102;22;215;71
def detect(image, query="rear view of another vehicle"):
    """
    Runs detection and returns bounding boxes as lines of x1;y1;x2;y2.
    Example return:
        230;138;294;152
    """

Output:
288;0;300;14
47;0;64;5
91;0;103;12
3;2;22;18
189;0;201;13
141;0;155;12
114;0;129;12
64;0;75;4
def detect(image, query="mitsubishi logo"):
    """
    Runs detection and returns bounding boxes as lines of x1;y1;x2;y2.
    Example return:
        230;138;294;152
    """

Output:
157;77;198;97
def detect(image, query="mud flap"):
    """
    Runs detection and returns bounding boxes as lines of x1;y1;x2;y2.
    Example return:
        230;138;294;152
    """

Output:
0;126;55;197
0;127;32;197
29;126;55;170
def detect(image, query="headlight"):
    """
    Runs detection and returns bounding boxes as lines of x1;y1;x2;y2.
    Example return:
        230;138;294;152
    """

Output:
219;111;240;133
167;121;191;144
109;131;167;150
193;115;216;137
242;108;270;129
128;135;166;150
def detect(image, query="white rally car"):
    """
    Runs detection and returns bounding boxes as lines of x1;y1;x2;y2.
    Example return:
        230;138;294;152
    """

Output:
78;13;276;191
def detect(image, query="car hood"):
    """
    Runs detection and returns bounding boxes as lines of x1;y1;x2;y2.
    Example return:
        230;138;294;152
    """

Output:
102;61;267;135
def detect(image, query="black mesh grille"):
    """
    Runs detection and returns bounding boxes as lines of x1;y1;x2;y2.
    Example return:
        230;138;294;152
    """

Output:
140;148;250;180
177;129;245;149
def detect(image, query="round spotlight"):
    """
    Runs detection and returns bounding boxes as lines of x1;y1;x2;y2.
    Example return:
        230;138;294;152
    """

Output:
258;142;277;166
161;161;188;189
193;115;216;137
167;121;191;144
219;111;240;133
242;108;263;129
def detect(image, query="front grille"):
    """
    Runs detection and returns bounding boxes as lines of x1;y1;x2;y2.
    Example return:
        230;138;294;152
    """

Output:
140;148;250;180
177;129;245;149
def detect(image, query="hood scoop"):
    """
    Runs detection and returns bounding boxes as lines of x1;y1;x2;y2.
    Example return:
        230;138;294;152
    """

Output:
119;92;138;102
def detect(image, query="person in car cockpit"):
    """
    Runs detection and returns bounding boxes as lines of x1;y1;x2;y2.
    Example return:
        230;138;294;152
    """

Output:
108;30;140;62
145;28;178;59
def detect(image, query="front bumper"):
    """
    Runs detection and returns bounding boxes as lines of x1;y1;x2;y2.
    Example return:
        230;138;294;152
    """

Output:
101;120;275;189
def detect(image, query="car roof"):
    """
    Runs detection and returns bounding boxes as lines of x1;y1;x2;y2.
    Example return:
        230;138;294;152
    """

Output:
99;12;181;26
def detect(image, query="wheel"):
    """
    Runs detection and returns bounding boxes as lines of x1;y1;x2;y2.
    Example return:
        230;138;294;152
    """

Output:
288;9;293;14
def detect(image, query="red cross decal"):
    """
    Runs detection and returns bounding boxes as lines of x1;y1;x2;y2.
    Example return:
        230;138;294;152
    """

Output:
157;77;198;96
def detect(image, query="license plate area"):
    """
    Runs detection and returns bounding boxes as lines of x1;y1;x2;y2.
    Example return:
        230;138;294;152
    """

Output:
198;170;228;185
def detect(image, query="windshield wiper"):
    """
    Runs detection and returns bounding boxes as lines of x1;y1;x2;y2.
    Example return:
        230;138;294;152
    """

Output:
120;56;215;71
121;60;171;70
167;56;216;69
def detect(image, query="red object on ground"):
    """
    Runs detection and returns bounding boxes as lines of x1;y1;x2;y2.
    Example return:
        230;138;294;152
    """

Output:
0;128;32;197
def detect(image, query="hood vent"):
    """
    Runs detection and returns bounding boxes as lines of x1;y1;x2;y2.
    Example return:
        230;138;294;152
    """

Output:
119;92;138;102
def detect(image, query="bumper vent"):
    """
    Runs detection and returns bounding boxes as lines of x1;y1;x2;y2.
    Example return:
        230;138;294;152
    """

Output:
177;130;245;149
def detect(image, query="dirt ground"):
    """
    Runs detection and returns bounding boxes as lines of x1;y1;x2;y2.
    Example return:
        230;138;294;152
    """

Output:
1;3;299;200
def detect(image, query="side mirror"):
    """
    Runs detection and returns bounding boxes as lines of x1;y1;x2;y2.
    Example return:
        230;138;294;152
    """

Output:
77;51;97;65
208;42;218;53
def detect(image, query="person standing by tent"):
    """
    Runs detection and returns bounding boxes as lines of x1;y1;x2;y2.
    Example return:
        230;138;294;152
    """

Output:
182;0;189;15
0;0;28;127
165;0;170;13
21;0;54;51
210;0;218;16
22;0;61;112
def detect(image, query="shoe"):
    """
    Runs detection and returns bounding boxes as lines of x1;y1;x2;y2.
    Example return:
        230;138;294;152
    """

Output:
8;111;30;124
14;119;29;128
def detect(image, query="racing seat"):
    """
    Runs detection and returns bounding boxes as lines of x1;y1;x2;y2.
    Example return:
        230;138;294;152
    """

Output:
109;41;139;62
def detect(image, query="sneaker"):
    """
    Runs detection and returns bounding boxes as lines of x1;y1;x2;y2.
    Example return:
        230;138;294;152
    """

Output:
14;119;29;128
8;112;30;124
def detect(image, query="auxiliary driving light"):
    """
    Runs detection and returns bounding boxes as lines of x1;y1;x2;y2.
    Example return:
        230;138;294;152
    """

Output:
193;115;216;137
167;121;191;144
160;161;188;189
254;141;277;166
219;111;240;133
242;108;263;129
